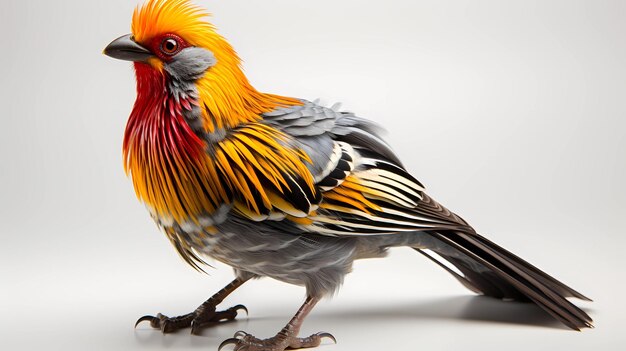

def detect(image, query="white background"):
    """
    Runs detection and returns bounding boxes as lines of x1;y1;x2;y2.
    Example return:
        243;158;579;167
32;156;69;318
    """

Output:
1;0;624;350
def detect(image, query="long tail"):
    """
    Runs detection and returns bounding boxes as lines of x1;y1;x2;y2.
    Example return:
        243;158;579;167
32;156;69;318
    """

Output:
414;230;593;330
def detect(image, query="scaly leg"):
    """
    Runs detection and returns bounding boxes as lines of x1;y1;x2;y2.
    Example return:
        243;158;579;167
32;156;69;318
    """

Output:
136;277;249;334
219;296;335;351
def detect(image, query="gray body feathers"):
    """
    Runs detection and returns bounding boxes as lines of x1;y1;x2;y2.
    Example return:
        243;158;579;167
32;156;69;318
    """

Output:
167;100;592;330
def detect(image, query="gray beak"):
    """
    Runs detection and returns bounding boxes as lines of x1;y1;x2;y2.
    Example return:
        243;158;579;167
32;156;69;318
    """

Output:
103;34;153;62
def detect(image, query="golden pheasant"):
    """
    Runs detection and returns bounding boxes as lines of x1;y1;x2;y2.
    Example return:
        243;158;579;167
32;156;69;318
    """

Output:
103;0;592;350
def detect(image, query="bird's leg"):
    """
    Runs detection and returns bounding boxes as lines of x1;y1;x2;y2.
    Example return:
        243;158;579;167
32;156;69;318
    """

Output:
219;296;335;351
136;277;249;334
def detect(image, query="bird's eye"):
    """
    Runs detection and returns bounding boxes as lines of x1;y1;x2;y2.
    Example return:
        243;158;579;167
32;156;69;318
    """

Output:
161;38;179;55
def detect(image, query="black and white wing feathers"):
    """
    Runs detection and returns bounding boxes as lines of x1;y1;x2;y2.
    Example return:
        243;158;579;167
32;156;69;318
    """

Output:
262;100;474;235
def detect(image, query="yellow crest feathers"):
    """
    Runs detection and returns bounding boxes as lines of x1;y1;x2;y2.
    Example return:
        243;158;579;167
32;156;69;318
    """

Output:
132;0;213;45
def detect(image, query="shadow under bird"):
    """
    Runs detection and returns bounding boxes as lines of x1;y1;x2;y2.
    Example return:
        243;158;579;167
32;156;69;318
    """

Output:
104;0;593;350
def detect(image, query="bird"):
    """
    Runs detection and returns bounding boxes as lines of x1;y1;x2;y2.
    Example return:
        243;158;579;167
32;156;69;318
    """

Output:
103;0;592;350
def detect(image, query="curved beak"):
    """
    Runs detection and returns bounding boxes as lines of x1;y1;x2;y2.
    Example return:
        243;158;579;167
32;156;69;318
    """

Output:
103;34;153;62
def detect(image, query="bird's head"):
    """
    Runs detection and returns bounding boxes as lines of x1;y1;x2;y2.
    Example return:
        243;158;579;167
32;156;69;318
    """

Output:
104;0;298;131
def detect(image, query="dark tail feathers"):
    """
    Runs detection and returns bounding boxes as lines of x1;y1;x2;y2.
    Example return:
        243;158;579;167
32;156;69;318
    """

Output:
414;231;593;330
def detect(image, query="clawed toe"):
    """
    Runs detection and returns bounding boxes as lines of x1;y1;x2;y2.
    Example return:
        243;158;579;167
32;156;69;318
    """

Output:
211;304;248;322
219;337;241;351
289;331;336;349
234;330;249;338
191;304;249;335
232;304;249;316
135;304;248;334
135;312;194;333
135;315;158;328
218;330;336;351
314;332;336;344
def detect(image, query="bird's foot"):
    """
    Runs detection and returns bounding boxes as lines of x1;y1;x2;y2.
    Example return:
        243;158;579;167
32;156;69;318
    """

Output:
219;330;336;351
135;304;248;334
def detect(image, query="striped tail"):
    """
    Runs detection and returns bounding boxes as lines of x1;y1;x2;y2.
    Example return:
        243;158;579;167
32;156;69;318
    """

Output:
415;230;593;330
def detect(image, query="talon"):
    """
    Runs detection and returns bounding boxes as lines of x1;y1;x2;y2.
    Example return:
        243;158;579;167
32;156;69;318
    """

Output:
135;315;157;328
234;330;248;338
232;304;249;316
190;320;204;336
316;332;337;344
218;337;240;351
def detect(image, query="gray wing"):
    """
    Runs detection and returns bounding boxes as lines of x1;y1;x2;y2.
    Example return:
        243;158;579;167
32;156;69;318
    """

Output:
262;100;474;236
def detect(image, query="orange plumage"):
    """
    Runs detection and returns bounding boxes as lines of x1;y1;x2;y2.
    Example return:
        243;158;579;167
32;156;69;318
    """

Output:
124;0;316;225
104;0;592;349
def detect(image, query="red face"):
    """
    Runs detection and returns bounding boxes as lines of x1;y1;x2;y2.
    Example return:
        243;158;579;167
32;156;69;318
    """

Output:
144;33;189;61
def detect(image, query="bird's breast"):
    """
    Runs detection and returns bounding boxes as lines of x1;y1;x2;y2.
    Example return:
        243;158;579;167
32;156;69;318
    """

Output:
123;65;230;226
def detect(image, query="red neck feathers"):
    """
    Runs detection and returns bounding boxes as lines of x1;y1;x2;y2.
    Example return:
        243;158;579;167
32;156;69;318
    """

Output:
123;63;203;162
123;63;217;222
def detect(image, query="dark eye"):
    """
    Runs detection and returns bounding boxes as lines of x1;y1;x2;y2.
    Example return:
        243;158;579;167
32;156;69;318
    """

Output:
161;38;179;55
